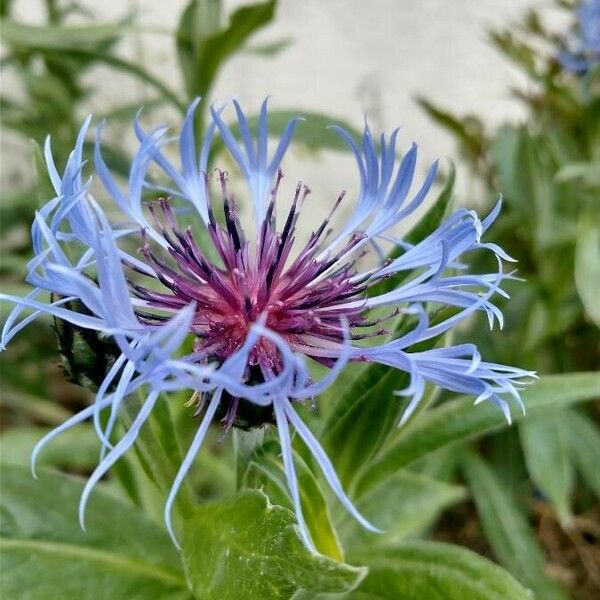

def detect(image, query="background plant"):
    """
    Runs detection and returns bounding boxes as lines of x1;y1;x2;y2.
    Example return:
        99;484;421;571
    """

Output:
418;1;600;597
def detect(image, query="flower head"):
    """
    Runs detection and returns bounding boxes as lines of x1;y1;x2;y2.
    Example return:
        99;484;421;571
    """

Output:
558;0;600;74
1;98;534;553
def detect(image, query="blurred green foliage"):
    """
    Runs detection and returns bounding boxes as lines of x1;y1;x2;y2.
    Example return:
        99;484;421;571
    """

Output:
419;1;600;597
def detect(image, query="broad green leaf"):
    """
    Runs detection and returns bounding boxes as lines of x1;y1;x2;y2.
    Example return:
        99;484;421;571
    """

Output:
408;444;461;482
0;0;12;17
347;542;533;600
0;465;191;599
0;18;127;50
181;490;365;599
519;410;574;524
544;127;582;171
337;471;465;549
294;542;532;600
563;409;600;498
244;440;344;561
575;213;600;327
0;425;99;471
356;372;600;495
461;452;568;600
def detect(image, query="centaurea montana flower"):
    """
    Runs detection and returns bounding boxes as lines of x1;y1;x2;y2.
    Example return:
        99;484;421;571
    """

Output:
558;0;600;74
0;98;534;553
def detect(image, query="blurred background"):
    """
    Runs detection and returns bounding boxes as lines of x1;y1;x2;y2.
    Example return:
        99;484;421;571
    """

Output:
1;1;598;599
2;0;550;200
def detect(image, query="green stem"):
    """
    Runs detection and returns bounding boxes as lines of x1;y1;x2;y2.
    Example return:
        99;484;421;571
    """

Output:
121;393;196;519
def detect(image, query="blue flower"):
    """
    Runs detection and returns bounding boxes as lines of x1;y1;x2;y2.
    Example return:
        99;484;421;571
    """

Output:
558;0;600;74
0;99;534;553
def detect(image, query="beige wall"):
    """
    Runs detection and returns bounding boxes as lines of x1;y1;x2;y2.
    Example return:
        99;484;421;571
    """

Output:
2;0;549;216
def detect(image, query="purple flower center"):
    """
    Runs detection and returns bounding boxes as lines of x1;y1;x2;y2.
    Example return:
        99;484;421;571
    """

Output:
131;169;372;383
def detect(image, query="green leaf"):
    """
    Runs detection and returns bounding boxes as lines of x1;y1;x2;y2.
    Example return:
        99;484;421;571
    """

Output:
492;125;564;252
416;98;480;147
409;444;461;481
234;426;268;489
0;384;72;426
563;409;600;498
462;452;568;600
0;0;12;18
575;212;600;327
356;372;600;495
246;38;293;56
320;307;458;492
319;363;409;490
191;0;276;100
0;465;191;599
519;410;574;524
0;18;127;50
488;428;528;491
176;0;222;99
294;542;533;600
0;425;99;471
555;161;600;185
348;542;533;600
491;126;535;224
244;440;345;561
181;490;365;599
489;30;538;77
240;110;365;153
337;471;465;549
